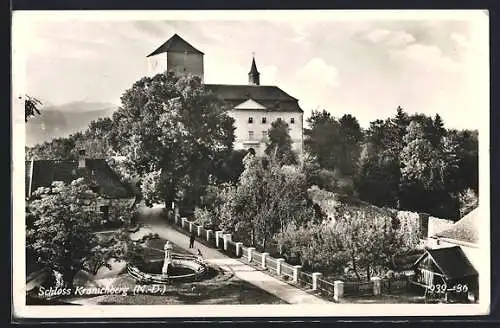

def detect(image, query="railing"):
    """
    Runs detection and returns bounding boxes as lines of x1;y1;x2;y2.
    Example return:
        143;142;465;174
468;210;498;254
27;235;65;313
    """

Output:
226;240;237;255
381;277;408;292
298;271;314;289
344;281;374;296
252;251;262;265
266;257;278;273
281;263;295;279
317;278;335;297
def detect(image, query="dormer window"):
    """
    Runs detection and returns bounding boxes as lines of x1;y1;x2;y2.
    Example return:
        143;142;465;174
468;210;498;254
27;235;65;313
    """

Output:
248;117;254;124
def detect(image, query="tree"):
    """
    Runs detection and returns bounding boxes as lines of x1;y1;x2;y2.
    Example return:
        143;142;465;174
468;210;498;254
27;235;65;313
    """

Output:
110;72;235;209
399;121;460;218
338;114;363;175
24;95;42;122
224;155;319;250
26;178;131;288
304;110;341;170
265;118;297;166
458;188;478;217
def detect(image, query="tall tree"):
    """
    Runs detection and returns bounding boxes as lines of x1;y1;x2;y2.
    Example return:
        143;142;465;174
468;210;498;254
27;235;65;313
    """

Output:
110;72;235;209
338;114;363;175
304;110;341;170
399;121;460;218
265;118;297;166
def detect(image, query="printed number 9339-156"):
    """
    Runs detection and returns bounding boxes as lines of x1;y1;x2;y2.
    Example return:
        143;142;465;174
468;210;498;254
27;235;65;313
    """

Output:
429;284;469;293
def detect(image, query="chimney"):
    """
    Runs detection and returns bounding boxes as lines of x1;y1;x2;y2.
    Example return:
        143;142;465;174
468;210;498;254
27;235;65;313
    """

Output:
78;149;86;168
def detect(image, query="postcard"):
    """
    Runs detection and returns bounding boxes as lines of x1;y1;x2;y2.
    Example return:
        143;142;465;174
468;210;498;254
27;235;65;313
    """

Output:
12;9;490;320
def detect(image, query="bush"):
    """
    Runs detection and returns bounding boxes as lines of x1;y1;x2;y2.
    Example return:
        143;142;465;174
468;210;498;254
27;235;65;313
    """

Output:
193;207;216;229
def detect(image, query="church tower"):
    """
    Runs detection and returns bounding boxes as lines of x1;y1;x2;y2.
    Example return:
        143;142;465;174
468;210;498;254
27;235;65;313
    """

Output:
248;56;260;86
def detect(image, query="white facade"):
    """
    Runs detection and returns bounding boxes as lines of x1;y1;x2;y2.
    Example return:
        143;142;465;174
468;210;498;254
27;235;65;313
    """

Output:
227;106;303;156
147;52;204;81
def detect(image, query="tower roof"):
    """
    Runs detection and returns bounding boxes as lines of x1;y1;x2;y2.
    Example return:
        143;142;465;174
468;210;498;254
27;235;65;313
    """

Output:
249;56;259;74
147;34;204;57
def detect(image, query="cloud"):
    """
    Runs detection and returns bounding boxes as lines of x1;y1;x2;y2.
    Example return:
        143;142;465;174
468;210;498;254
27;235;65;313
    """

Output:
365;29;416;47
296;58;339;87
450;32;471;48
389;43;460;71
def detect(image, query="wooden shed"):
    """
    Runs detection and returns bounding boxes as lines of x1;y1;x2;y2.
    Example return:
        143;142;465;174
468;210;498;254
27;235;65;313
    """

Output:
412;246;478;302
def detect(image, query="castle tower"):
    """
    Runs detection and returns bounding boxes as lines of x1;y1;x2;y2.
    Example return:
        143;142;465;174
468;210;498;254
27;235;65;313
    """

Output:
147;34;204;81
248;55;260;86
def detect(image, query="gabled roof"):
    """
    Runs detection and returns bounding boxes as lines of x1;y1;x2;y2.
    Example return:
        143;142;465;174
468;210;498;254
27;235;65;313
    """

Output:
25;159;135;199
434;208;479;244
234;98;266;110
205;84;303;113
415;246;478;280
147;34;204;57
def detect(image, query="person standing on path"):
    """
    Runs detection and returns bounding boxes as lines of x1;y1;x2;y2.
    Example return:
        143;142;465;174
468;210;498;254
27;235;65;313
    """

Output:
189;230;196;248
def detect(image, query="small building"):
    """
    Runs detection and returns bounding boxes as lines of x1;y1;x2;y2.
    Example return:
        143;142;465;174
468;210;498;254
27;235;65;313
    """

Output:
25;150;137;225
412;246;478;302
146;34;304;157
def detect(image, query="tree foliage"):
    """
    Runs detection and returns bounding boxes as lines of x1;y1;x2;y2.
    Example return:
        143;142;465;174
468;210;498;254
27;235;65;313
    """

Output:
24;95;42;122
265;118;297;166
26;179;132;287
109;72;235;209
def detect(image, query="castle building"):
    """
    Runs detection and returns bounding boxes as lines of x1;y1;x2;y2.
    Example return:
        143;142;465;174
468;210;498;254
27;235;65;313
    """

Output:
147;34;304;156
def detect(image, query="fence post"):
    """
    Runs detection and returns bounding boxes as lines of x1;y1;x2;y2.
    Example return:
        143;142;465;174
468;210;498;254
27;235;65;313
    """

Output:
312;272;322;291
206;229;212;242
371;277;381;296
181;217;187;229
276;258;285;275
197;225;202;237
334;281;344;302
261;253;269;269
406;272;415;289
292;265;302;283
223;234;232;251
174;208;180;224
247;247;255;263
215;231;223;248
189;221;194;233
235;242;243;257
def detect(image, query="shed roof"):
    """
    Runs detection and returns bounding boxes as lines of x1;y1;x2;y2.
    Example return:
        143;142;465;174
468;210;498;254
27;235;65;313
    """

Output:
25;159;135;199
414;246;478;280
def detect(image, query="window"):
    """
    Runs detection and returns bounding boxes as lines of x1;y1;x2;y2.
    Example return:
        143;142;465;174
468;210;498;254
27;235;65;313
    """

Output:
248;131;254;140
262;131;267;140
262;117;267;124
248;117;254;124
290;117;295;124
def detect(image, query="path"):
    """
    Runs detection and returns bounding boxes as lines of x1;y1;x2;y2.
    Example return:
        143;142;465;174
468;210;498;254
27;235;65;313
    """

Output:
137;206;330;304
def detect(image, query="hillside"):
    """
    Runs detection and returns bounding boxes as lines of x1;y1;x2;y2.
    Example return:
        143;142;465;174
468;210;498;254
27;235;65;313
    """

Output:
25;101;117;146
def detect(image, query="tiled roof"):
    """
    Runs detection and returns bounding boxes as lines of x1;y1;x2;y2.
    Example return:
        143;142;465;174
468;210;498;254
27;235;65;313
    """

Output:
147;34;204;57
416;246;478;279
25;159;135;199
434;208;479;244
205;84;303;113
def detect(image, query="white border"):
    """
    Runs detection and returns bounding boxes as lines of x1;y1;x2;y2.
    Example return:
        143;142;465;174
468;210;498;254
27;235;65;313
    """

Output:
12;9;490;319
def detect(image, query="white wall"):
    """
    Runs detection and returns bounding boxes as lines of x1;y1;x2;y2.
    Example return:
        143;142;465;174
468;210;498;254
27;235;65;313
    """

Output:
227;109;303;156
147;52;204;81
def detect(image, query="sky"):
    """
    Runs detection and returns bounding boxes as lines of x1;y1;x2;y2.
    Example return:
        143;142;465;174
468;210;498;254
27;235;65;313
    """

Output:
13;10;489;130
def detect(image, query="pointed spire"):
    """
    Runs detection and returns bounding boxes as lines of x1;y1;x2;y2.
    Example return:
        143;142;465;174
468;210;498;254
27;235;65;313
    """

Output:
248;53;260;86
